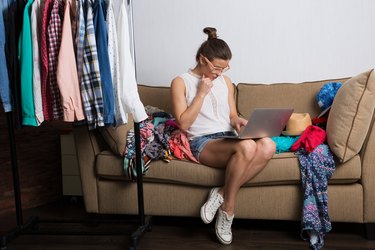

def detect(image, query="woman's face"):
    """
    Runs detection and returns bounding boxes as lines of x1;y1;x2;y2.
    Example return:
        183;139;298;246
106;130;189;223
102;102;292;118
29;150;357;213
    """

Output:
201;56;230;80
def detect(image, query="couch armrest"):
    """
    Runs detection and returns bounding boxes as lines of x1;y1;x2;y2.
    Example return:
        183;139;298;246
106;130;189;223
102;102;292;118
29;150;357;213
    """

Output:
73;125;102;213
361;115;375;223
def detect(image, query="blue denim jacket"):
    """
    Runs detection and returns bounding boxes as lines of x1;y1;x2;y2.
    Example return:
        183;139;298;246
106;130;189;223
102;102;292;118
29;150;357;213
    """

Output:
93;0;115;126
0;0;12;112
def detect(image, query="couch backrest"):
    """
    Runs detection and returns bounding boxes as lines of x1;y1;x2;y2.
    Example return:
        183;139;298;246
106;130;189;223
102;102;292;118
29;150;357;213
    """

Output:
99;75;375;162
236;78;349;119
138;78;349;119
138;85;173;113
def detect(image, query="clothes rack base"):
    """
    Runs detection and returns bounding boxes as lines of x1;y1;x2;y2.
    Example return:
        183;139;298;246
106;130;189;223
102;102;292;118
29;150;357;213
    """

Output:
128;122;152;250
0;112;151;250
1;216;37;250
0;112;39;250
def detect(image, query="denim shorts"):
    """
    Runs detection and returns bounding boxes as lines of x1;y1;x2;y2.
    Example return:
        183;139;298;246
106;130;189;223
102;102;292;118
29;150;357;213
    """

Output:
189;131;236;161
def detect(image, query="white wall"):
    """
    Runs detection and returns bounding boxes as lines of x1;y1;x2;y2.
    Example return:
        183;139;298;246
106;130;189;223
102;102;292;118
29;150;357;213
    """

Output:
133;0;375;86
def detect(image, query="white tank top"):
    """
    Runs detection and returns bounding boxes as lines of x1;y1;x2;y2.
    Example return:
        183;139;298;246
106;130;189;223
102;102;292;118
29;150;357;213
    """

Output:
180;70;233;139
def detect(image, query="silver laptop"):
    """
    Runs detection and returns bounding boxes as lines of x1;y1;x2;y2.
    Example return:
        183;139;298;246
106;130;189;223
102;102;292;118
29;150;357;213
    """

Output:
220;108;294;139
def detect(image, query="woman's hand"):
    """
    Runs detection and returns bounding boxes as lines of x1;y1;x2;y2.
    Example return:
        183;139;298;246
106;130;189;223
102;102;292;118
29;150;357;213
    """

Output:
197;74;213;98
230;116;248;133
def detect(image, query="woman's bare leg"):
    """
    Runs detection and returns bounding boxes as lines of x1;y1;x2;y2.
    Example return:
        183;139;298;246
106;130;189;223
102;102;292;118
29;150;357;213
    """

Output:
199;137;276;215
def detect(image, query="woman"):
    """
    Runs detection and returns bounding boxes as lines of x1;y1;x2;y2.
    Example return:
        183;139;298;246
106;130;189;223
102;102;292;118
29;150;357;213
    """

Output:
170;27;276;245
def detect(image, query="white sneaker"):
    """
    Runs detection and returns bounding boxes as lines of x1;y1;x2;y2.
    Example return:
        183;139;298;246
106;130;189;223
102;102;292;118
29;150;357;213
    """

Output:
215;208;234;245
200;187;224;224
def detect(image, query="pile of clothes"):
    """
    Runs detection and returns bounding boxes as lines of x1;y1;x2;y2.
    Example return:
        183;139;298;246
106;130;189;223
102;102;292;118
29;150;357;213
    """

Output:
124;106;198;181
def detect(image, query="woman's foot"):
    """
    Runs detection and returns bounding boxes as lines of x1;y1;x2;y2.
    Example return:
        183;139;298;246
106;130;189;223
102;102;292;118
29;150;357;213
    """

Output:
200;187;224;224
215;208;234;245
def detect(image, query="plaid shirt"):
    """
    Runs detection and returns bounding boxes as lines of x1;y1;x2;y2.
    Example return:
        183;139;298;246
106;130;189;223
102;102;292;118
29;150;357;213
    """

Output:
40;0;54;121
80;0;104;129
47;0;64;120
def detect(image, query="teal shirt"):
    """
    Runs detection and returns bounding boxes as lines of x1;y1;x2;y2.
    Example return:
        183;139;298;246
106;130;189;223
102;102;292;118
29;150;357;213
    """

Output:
19;0;37;126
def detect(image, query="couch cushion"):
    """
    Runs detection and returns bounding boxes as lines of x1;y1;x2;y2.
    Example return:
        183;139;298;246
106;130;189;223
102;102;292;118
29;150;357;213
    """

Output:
236;78;349;119
327;69;375;163
96;151;361;186
98;115;134;156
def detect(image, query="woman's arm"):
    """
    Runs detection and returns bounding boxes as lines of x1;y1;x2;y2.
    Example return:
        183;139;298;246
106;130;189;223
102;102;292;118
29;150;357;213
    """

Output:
170;76;211;131
224;75;247;132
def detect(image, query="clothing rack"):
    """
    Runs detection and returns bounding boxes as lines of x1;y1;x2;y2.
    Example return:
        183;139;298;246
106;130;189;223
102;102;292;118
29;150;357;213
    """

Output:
129;121;152;249
1;0;151;249
127;0;152;248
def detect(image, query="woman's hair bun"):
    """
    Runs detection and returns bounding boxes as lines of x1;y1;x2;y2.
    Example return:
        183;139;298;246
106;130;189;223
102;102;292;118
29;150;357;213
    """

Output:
203;27;217;40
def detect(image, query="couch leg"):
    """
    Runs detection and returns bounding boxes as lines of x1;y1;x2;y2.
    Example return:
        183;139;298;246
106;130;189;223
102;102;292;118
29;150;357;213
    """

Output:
365;223;375;240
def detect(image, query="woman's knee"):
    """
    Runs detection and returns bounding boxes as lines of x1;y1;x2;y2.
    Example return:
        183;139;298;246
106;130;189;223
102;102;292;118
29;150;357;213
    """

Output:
236;139;257;159
257;137;276;160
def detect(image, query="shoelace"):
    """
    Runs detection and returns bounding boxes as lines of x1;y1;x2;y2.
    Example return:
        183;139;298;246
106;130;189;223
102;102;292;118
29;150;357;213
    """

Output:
207;194;223;215
219;212;232;235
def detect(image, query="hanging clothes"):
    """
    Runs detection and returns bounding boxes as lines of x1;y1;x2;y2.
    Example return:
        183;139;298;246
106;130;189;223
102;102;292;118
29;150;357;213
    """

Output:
0;0;11;112
75;0;85;84
80;0;104;130
6;0;147;130
56;0;85;122
116;0;147;123
92;0;114;126
47;0;64;120
40;0;54;121
19;0;38;126
105;0;123;125
30;0;44;125
4;0;25;127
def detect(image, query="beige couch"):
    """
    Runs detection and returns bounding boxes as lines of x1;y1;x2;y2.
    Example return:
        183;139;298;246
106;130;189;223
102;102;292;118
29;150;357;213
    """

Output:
73;69;375;239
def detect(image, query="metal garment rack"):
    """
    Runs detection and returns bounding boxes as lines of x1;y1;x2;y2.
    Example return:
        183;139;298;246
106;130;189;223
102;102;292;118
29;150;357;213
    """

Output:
127;0;153;248
129;122;152;250
1;0;150;248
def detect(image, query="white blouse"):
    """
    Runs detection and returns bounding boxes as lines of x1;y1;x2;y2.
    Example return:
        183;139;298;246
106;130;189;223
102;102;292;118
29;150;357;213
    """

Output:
180;70;233;139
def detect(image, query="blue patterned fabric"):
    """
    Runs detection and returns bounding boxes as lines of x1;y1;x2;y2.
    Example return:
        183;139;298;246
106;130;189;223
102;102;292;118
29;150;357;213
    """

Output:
316;82;342;111
297;144;335;250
